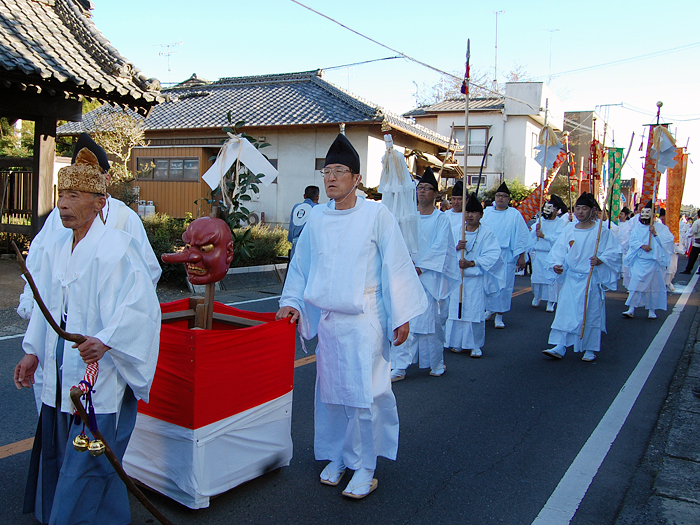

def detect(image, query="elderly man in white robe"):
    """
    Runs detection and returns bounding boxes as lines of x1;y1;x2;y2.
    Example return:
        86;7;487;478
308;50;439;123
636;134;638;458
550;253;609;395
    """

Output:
623;202;673;319
390;168;459;381
447;193;505;357
17;134;161;417
481;182;529;329
529;195;567;312
276;134;427;499
542;193;622;362
13;145;161;524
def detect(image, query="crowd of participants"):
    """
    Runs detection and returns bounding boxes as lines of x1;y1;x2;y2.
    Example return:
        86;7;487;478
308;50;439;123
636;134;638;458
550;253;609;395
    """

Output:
387;167;692;374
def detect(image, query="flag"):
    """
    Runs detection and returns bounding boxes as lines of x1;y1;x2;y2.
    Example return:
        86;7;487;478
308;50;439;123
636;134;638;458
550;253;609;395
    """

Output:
607;148;624;224
640;124;676;204
516;150;567;221
666;147;688;242
460;39;470;95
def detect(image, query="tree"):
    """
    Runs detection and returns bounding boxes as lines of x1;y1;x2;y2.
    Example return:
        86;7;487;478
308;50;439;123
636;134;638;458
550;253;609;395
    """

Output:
411;62;532;107
0;118;33;157
91;107;147;184
481;179;535;205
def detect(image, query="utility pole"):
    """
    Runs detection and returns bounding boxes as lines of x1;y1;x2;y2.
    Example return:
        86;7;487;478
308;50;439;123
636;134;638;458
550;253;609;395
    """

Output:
154;41;182;84
544;29;559;84
489;10;505;92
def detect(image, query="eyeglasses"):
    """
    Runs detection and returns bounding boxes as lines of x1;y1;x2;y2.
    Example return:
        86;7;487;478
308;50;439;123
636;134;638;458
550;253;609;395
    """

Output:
320;167;353;177
416;185;436;192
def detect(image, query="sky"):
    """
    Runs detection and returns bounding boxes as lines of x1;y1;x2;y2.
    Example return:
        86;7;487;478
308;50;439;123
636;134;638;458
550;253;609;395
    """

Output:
91;0;700;206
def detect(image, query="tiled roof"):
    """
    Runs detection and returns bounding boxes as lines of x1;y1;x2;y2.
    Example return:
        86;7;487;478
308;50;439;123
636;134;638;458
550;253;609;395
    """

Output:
58;70;452;147
0;0;162;112
403;97;505;117
56;103;144;134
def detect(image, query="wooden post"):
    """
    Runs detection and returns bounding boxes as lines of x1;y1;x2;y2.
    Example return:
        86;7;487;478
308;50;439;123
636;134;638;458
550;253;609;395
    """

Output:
32;117;56;236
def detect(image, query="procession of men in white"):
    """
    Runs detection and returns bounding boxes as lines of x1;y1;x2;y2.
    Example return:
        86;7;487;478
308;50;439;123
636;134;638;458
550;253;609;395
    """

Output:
15;130;683;509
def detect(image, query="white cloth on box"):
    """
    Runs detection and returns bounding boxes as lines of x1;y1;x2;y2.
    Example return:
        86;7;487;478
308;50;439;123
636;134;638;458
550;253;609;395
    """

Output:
624;220;672;311
22;218;161;412
545;223;621;353
528;217;566;303
391;208;459;372
481;206;529;313
279;197;427;468
123;392;293;509
446;224;505;350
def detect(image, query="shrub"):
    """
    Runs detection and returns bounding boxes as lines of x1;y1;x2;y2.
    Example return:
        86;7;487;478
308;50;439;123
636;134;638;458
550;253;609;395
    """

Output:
142;213;189;284
231;224;291;268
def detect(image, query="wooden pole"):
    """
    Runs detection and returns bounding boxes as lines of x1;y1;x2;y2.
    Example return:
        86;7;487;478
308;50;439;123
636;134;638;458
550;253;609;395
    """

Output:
563;131;573;217
648;102;664;246
580;134;634;338
458;39;470;320
536;99;549;241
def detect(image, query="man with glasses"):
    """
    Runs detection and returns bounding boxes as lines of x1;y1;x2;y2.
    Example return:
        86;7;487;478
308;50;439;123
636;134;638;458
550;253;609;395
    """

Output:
390;168;458;381
481;182;529;329
276;133;426;499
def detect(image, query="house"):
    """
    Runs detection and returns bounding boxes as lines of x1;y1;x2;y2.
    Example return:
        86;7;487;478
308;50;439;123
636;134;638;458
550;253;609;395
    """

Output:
58;70;453;225
404;82;565;191
0;0;162;236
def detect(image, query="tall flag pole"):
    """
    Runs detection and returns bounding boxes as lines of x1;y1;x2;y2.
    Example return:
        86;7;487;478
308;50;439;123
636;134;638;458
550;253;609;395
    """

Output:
536;99;550;240
458;39;470;320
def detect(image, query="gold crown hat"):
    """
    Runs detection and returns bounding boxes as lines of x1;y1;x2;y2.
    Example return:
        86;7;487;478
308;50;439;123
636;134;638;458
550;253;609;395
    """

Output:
57;147;107;194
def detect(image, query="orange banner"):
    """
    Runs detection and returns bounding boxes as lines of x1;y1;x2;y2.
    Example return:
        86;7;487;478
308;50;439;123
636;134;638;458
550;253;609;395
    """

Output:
516;150;567;221
665;148;688;243
640;124;669;206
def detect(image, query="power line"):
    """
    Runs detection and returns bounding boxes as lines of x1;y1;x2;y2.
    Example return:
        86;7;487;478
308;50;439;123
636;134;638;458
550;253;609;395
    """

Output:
289;0;539;111
533;40;700;80
324;56;402;71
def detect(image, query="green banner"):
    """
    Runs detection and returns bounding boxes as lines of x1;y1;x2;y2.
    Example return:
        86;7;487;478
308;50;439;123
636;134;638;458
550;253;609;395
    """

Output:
608;148;624;224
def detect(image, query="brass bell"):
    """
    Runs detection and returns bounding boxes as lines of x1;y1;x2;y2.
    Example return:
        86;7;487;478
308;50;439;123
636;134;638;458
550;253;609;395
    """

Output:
87;439;105;457
73;432;89;452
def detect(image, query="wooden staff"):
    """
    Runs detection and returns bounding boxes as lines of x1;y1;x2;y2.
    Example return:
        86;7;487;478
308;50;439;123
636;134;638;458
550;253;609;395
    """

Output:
563;131;573;216
70;389;173;525
536;99;550;241
458;39;470;319
580;134;634;338
648;102;664;246
12;242;173;525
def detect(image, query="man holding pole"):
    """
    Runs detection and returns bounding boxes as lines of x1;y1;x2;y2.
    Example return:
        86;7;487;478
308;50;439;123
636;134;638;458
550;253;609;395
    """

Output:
390;168;459;380
276;133;426;499
622;201;673;319
481;182;529;329
529;195;567;312
447;193;504;357
13;144;161;524
542;193;621;362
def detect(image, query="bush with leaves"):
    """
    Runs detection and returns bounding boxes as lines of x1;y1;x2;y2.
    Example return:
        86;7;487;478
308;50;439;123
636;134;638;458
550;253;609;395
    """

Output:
481;179;535;205
141;213;191;284
231;225;291;268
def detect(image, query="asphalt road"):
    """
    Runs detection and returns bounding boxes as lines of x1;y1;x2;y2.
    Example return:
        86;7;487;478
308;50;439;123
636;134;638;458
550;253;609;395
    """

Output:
0;275;696;525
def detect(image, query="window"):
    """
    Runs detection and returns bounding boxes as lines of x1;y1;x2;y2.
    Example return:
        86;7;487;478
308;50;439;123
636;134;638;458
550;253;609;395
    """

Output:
531;132;538;158
469;175;486;186
454;127;489;156
137;157;200;180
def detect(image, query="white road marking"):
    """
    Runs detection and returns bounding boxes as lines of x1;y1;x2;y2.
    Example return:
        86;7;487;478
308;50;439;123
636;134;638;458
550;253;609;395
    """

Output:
225;295;281;306
532;273;698;524
0;333;24;341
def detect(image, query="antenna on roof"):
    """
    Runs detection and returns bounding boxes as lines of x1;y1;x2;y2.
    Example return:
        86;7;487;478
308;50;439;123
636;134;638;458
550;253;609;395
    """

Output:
154;41;183;84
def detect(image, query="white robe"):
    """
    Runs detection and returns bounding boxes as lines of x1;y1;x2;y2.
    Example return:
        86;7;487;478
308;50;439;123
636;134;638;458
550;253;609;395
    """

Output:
391;209;459;372
279;197;427;469
481;206;529;312
528;217;566;303
446;223;505;350
21;196;161;413
22;218;161;413
624;220;672;311
546;222;622;353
